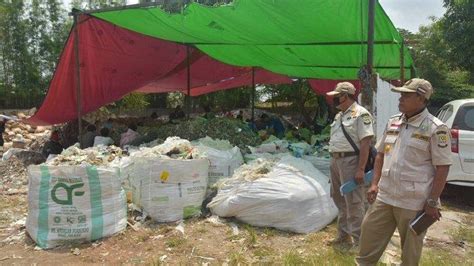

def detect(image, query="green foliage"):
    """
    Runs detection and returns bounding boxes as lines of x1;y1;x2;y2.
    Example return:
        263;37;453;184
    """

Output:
167;92;185;108
399;9;474;108
0;0;67;108
195;87;253;112
119;92;150;112
443;0;474;81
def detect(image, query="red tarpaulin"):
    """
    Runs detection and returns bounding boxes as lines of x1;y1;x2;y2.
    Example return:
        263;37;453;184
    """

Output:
27;15;291;125
135;53;291;95
190;69;291;96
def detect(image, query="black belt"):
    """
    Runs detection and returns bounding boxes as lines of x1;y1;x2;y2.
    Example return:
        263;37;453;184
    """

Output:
331;151;358;159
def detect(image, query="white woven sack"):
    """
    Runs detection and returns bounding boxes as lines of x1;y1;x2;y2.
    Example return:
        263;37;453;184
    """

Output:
129;157;208;222
26;165;126;249
209;156;337;233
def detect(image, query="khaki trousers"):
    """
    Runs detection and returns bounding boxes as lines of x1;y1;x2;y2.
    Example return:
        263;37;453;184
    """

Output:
356;200;426;266
330;155;365;243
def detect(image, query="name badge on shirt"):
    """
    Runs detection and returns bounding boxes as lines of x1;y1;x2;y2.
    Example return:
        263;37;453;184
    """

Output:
385;135;398;144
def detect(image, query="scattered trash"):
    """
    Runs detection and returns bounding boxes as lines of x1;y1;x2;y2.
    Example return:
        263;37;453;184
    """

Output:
72;248;81;256
45;144;124;166
229;223;239;236
159;255;168;262
175;221;185;235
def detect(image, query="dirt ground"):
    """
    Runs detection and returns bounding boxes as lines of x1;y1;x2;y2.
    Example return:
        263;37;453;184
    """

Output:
0;173;473;265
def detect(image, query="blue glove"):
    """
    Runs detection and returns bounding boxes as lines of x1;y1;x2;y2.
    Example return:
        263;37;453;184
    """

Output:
339;170;373;196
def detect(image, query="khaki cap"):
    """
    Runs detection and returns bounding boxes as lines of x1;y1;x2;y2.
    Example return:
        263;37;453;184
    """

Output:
391;78;433;99
326;82;356;96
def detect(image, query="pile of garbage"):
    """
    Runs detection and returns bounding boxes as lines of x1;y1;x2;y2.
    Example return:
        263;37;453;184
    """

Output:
45;144;125;166
2;113;51;151
208;156;337;233
129;137;196;159
0;156;28;195
138;117;261;152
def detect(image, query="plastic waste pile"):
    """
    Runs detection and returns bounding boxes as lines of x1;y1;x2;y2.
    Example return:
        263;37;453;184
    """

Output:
208;156;337;233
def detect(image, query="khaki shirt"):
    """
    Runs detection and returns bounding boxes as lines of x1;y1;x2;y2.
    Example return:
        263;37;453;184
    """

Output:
329;102;374;152
376;108;452;211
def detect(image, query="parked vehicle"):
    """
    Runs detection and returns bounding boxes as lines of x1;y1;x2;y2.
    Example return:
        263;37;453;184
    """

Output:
436;99;474;205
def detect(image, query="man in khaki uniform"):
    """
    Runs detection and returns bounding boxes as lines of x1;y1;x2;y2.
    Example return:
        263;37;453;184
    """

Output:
357;79;452;266
326;82;374;249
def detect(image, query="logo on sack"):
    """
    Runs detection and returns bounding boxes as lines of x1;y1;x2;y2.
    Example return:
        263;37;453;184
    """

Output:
160;171;170;183
51;182;85;205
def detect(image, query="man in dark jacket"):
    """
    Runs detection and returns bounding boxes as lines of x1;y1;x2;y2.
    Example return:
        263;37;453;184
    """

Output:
42;130;63;158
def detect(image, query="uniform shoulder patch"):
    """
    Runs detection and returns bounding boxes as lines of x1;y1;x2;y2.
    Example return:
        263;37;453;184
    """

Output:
360;113;372;125
435;126;450;148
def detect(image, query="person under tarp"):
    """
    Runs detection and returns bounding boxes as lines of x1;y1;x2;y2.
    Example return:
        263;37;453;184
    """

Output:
79;124;97;149
169;106;185;122
42;130;63;158
120;124;140;147
94;128;114;147
258;114;285;139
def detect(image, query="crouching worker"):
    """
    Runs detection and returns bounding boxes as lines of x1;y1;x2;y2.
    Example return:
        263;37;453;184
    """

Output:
93;127;114;147
42;130;63;158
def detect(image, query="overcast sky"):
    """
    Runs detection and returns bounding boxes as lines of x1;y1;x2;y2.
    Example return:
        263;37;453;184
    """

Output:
63;0;446;33
379;0;446;32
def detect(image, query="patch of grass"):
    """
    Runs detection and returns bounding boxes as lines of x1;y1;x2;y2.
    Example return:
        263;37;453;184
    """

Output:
263;227;277;237
449;217;474;245
150;259;162;266
304;232;329;245
306;248;355;265
158;226;173;235
228;251;248;265
253;245;275;258
282;250;305;265
136;233;150;243
196;226;208;234
244;224;258;246
420;248;465;266
165;236;186;248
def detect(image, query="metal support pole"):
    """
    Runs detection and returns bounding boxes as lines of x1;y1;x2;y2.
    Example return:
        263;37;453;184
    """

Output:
400;40;405;84
251;67;255;123
186;45;191;118
361;0;376;112
73;11;83;147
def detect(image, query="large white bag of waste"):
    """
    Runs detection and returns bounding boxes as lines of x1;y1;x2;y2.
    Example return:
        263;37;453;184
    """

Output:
128;157;208;222
208;156;337;233
193;137;244;186
26;165;127;249
243;152;292;163
302;155;331;177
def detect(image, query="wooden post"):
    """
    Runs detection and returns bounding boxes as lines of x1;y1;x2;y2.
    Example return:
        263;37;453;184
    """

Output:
73;11;83;147
186;45;191;118
251;67;255;123
360;0;376;113
400;40;405;84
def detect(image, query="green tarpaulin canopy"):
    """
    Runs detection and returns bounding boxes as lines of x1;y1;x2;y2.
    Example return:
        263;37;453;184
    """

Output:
93;0;413;80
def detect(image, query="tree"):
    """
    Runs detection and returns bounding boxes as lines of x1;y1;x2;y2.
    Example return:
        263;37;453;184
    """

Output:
443;0;474;81
398;15;473;108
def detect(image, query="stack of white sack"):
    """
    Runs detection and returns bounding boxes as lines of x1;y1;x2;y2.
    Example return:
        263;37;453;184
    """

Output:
125;137;209;222
192;136;244;187
26;163;126;248
208;155;337;233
